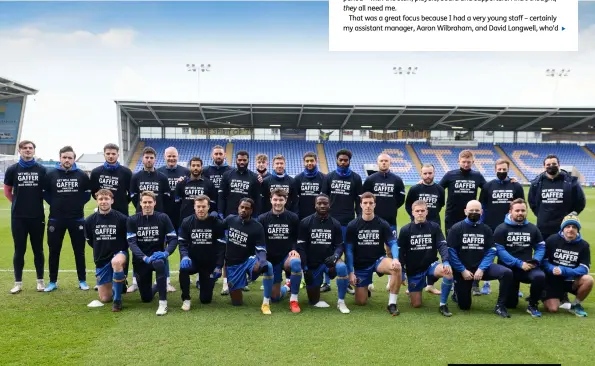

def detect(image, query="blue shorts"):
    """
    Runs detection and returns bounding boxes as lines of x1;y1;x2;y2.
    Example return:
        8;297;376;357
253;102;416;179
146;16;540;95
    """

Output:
354;256;386;287
407;261;440;292
307;263;336;289
227;256;259;291
273;254;289;284
95;251;127;286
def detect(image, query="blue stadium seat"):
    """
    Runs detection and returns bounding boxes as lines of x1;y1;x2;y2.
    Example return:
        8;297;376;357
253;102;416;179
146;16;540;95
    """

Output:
322;141;419;184
410;142;502;182
500;143;595;182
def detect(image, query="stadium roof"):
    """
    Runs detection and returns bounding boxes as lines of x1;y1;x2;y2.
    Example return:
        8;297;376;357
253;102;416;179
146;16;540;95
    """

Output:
0;77;38;100
115;101;595;132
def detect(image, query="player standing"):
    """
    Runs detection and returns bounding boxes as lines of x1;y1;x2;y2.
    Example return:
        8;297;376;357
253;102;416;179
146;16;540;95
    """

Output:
447;200;513;317
126;191;178;315
363;153;405;291
4;140;47;293
258;189;302;313
90;143;132;216
255;153;271;180
345;192;403;315
177;195;226;310
399;200;453;317
297;194;350;313
260;155;298;214
493;199;545;317
175;156;217;222
293;152;326;220
43;146;91;292
322;149;363;293
157;146;190;229
84;189;128;311
203;145;231;192
223;198;273;314
406;163;445;228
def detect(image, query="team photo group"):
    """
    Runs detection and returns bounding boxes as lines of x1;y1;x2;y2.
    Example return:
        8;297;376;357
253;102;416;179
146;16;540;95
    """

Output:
4;140;592;318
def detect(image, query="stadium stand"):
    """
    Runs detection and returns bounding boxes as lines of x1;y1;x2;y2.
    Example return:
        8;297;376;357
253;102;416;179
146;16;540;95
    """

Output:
137;138;228;171
231;140;318;177
411;142;502;182
500;143;595;183
322;141;419;184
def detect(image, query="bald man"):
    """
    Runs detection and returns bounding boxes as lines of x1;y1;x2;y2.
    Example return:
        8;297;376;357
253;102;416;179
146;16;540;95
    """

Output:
157;147;190;293
446;200;513;317
362;153;405;291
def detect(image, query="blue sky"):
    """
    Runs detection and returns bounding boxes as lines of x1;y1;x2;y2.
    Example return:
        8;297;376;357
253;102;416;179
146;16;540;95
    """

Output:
0;1;594;158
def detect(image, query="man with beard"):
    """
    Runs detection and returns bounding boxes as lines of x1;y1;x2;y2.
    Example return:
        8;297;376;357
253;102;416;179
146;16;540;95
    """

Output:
479;159;525;296
439;150;488;296
177;194;226;311
223;198;273;314
258;189;302;313
447;200;513;318
261;154;298;214
363;153;405;292
175;156;217;221
293;152;326;220
4;140;47;293
43;146;92;292
203;145;230;194
218;150;261;295
322;149;362;294
297;194;350;314
493;198;545;317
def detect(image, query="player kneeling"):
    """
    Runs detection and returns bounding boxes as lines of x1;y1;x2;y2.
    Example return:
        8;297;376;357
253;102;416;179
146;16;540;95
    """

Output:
297;194;350;313
346;192;402;316
542;213;593;317
84;189;129;311
178;195;226;311
223;198;274;314
126;191;178;315
399;200;453;317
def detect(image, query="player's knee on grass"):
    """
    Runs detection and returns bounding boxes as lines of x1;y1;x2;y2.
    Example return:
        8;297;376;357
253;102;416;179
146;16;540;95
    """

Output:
98;285;112;303
230;289;243;306
272;283;281;301
544;299;560;313
199;291;213;304
355;288;368;305
409;292;422;308
306;287;320;305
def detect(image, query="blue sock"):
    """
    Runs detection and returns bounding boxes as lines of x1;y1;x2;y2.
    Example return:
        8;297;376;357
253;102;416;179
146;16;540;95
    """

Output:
440;278;453;305
324;272;331;285
335;263;348;301
290;258;302;295
280;286;287;299
262;262;273;300
112;271;125;302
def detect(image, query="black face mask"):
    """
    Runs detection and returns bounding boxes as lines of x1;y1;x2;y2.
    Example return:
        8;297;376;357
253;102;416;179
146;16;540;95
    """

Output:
496;172;508;180
467;213;481;222
546;166;559;175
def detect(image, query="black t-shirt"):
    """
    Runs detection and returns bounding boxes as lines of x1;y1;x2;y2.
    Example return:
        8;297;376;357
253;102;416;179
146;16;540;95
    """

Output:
223;215;265;266
439;169;486;225
126;212;176;261
493;221;543;262
405;183;445;224
130;170;171;213
257;210;300;265
362;171;405;225
297;213;343;270
399;221;447;275
322;171;363;226
175;177;217;222
84;210;128;267
544;234;590;271
293;171;326;220
479;179;525;231
178;214;226;267
4;162;46;218
447;220;494;271
44;167;91;220
346;216;395;270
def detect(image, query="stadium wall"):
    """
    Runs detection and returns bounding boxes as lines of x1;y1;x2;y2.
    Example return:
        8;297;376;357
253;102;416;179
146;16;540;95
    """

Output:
0;96;26;156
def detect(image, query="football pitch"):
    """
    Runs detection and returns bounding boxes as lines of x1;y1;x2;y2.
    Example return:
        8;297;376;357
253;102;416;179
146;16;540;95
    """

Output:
1;188;593;365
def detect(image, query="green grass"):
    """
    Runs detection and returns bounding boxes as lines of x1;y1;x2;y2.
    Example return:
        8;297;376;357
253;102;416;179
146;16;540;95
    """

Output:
1;187;594;365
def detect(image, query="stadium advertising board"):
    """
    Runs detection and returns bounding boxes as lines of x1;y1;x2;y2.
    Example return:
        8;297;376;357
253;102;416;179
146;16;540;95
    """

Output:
0;98;22;145
280;129;306;140
191;128;251;136
369;130;429;140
